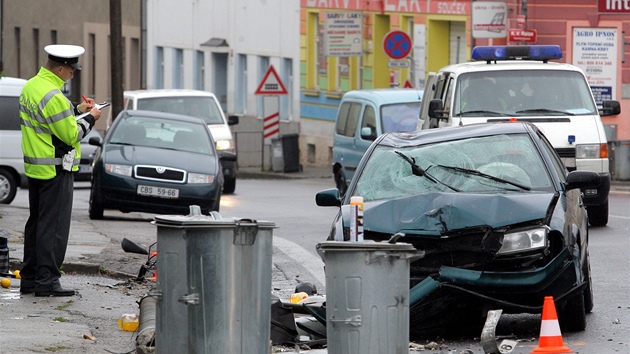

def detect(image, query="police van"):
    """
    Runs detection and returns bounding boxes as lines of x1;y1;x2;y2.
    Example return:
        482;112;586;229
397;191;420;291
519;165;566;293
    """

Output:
0;76;27;204
419;45;620;226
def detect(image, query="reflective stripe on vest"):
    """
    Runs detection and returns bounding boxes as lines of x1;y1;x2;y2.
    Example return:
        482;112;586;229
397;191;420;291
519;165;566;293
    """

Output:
23;156;80;166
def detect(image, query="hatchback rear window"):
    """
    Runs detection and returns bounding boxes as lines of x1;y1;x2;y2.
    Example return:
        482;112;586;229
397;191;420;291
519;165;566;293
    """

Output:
136;96;225;125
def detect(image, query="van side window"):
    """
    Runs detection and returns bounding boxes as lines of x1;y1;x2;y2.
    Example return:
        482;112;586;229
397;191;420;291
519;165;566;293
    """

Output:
0;97;21;131
360;105;377;140
442;77;454;114
335;102;361;137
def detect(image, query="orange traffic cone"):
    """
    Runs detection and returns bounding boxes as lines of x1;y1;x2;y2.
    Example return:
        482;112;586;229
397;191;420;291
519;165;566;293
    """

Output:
531;296;573;353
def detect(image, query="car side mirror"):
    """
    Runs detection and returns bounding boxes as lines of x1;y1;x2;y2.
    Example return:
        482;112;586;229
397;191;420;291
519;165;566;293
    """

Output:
88;136;102;147
360;126;376;141
316;188;342;207
565;170;599;191
600;100;621;116
227;115;239;126
219;151;237;162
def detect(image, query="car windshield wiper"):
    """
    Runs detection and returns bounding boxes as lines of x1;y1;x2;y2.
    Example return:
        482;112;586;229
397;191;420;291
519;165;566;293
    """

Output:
458;110;503;116
437;164;531;191
515;108;575;116
394;151;460;192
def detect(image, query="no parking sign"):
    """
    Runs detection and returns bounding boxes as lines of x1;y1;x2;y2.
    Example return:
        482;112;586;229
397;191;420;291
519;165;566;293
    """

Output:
383;30;412;60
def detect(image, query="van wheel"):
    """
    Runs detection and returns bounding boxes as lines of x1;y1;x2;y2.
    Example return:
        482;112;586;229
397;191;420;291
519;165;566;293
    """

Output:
588;201;608;227
334;169;347;196
0;169;17;204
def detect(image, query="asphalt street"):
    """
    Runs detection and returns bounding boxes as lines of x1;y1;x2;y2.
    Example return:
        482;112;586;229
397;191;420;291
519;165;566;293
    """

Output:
0;167;628;354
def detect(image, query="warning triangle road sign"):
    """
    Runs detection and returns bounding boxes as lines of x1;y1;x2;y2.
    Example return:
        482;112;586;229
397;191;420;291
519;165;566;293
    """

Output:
255;65;288;95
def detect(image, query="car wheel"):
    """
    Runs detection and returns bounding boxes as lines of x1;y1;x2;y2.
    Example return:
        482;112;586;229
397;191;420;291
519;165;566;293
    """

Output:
0;169;17;204
588;200;608;227
583;248;594;313
558;292;586;332
223;176;236;194
88;180;104;220
334;169;347;196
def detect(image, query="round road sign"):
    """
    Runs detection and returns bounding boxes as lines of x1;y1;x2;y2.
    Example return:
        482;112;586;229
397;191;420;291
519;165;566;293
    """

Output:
383;30;412;60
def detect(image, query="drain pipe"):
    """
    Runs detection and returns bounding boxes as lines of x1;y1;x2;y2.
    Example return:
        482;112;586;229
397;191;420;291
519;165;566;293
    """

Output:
136;295;156;353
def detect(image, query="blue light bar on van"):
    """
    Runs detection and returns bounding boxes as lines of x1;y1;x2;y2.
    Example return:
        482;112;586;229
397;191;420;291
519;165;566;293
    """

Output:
472;45;563;62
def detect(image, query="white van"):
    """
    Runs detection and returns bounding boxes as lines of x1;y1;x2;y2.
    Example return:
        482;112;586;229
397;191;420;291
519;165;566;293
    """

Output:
0;76;27;204
420;45;621;226
121;89;239;193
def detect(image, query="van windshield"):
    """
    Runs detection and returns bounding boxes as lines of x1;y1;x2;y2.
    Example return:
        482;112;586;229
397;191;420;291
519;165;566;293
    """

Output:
453;70;598;117
136;96;225;125
381;102;422;133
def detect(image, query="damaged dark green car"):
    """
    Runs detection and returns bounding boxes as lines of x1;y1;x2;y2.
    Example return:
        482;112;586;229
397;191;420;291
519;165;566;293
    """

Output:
316;122;598;338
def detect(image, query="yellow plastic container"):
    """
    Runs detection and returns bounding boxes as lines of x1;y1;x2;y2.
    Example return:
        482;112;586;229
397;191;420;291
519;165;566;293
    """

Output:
290;292;308;304
117;314;139;332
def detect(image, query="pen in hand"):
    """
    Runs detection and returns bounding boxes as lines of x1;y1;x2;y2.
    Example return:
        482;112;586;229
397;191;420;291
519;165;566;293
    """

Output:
82;95;89;103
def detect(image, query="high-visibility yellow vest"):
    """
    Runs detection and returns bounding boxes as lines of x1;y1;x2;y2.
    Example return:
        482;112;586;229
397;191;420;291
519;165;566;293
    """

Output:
19;67;82;180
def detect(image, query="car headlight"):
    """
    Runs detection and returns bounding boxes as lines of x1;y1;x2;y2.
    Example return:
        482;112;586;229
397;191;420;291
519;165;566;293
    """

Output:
215;139;234;151
498;227;547;255
188;173;215;184
105;164;132;176
576;144;600;159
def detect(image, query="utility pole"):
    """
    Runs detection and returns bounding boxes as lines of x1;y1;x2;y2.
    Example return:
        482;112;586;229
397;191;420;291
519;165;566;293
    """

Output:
110;0;123;121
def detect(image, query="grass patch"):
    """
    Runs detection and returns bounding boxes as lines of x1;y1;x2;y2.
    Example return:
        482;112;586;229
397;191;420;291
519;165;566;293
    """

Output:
55;300;74;311
53;317;68;322
45;345;72;352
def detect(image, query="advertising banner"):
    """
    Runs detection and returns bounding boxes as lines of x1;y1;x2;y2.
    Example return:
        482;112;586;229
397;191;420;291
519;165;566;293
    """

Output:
413;24;427;89
472;1;507;39
572;28;618;104
324;12;363;57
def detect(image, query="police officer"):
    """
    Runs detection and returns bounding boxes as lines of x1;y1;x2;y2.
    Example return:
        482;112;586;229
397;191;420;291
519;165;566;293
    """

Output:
19;44;102;296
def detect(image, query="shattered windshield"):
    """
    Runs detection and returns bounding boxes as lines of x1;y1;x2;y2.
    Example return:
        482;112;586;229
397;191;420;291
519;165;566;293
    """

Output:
354;133;553;202
453;70;597;117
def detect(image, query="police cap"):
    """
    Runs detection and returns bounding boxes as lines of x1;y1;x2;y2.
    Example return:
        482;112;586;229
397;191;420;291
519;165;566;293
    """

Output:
45;44;85;70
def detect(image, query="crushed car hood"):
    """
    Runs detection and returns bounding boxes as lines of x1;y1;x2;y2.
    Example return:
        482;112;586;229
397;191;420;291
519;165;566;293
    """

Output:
364;192;556;234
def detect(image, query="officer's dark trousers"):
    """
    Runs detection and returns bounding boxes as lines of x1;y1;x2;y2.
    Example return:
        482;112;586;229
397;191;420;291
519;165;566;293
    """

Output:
21;170;74;291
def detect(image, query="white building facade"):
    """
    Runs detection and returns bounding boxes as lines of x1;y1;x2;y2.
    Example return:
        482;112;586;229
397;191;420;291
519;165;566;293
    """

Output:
144;0;301;167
